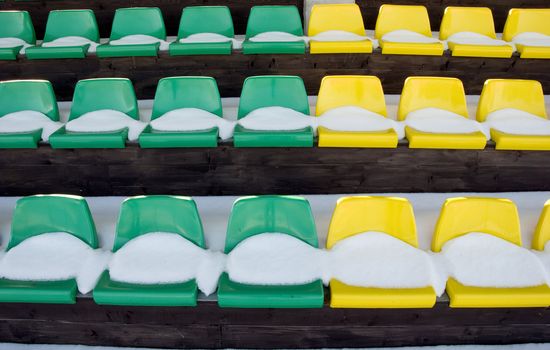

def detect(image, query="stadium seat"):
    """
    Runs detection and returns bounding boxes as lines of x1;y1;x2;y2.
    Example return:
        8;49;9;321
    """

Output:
375;5;444;56
327;196;436;308
93;196;205;306
399;77;486;149
170;6;234;55
308;4;372;54
315;75;397;148
139;77;223;148
96;7;167;58
432;197;550;308
25;10;99;59
0;195;98;304
49;78;139;148
440;7;513;58
476;79;549;150
242;6;305;54
233;76;313;147
0;11;35;60
217;196;324;308
0;79;59;148
533;200;550;251
503;9;550;59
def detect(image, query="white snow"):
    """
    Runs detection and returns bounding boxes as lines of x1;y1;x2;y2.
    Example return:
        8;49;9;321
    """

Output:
405;107;489;139
381;30;446;49
317;106;404;138
486;108;550;136
248;31;306;42
149;108;236;140
108;34;170;51
238;106;312;131
310;30;369;42
178;33;242;50
0;110;63;141
0;37;32;53
41;36;99;53
512;32;550;48
446;31;514;49
65;109;147;141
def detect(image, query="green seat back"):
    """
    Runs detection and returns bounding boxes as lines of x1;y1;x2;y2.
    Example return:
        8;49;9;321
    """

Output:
245;6;303;39
238;76;309;118
43;10;99;43
0;80;59;120
109;7;166;40
9;195;98;250
0;11;35;44
177;6;234;39
113;196;205;251
69;78;139;120
224;196;318;253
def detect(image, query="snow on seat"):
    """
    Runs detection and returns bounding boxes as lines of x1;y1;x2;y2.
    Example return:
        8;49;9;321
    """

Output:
432;197;550;308
25;10;99;60
504;9;550;59
0;11;35;60
399;77;487;149
440;7;514;58
49;78;145;149
217;196;324;308
477;79;550;150
375;5;444;56
307;4;372;54
96;7;168;58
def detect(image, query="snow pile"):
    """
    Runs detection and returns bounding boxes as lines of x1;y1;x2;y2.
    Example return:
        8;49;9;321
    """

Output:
485;108;550;136
0;232;111;294
65;109;147;141
0;110;63;141
179;33;242;50
309;30;378;48
149;108;236;140
446;31;514;49
109;34;170;51
0;37;32;53
512;32;550;48
405;107;489;139
381;30;446;49
41;36;99;53
238;107;312;131
248;32;306;43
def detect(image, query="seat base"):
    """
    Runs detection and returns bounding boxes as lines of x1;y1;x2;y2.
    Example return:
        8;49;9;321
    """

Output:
0;129;42;148
0;278;77;304
310;41;373;54
0;46;21;60
233;124;313;147
448;43;513;58
242;41;306;54
380;41;444;56
138;126;218;148
517;44;550;59
406;126;486;149
491;129;550;150
49;127;128;149
169;42;232;55
318;127;398;148
96;43;160;57
25;45;90;59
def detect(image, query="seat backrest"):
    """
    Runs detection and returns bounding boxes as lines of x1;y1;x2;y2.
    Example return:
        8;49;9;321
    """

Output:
0;80;59;120
476;79;547;122
0;11;35;44
43;10;99;43
431;197;521;252
397;76;468;121
533;200;550;251
151;77;223;120
109;7;166;41
113;195;205;251
326;196;417;249
439;7;497;40
224;196;318;253
69;78;139;121
375;5;432;40
307;4;365;37
315;75;386;116
245;6;303;39
238;76;309;118
9;195;98;250
177;6;234;39
503;9;550;42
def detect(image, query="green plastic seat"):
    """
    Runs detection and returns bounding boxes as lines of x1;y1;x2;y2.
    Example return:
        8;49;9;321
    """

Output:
93;195;205;306
234;76;313;147
0;80;59;148
242;6;305;54
25;10;99;60
0;11;35;60
217;196;324;308
49;78;138;149
169;6;234;56
139;77;223;148
0;195;98;304
96;7;166;58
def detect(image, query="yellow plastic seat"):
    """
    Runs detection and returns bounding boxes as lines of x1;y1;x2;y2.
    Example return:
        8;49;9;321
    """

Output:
375;5;444;56
316;76;397;148
327;196;436;308
533;200;550;251
503;9;550;59
440;7;513;58
432;197;550;308
308;4;372;54
476;79;549;150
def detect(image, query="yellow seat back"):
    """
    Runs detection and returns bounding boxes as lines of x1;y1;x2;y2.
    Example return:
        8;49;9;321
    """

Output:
476;79;547;122
439;7;497;40
326;196;418;249
503;9;550;42
533;200;550;251
397;77;468;121
315;76;387;117
375;5;432;40
308;4;366;37
431;197;522;252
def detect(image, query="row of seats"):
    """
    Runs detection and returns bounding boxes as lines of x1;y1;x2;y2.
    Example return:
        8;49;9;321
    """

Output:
1;75;548;150
1;194;550;308
1;5;549;59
